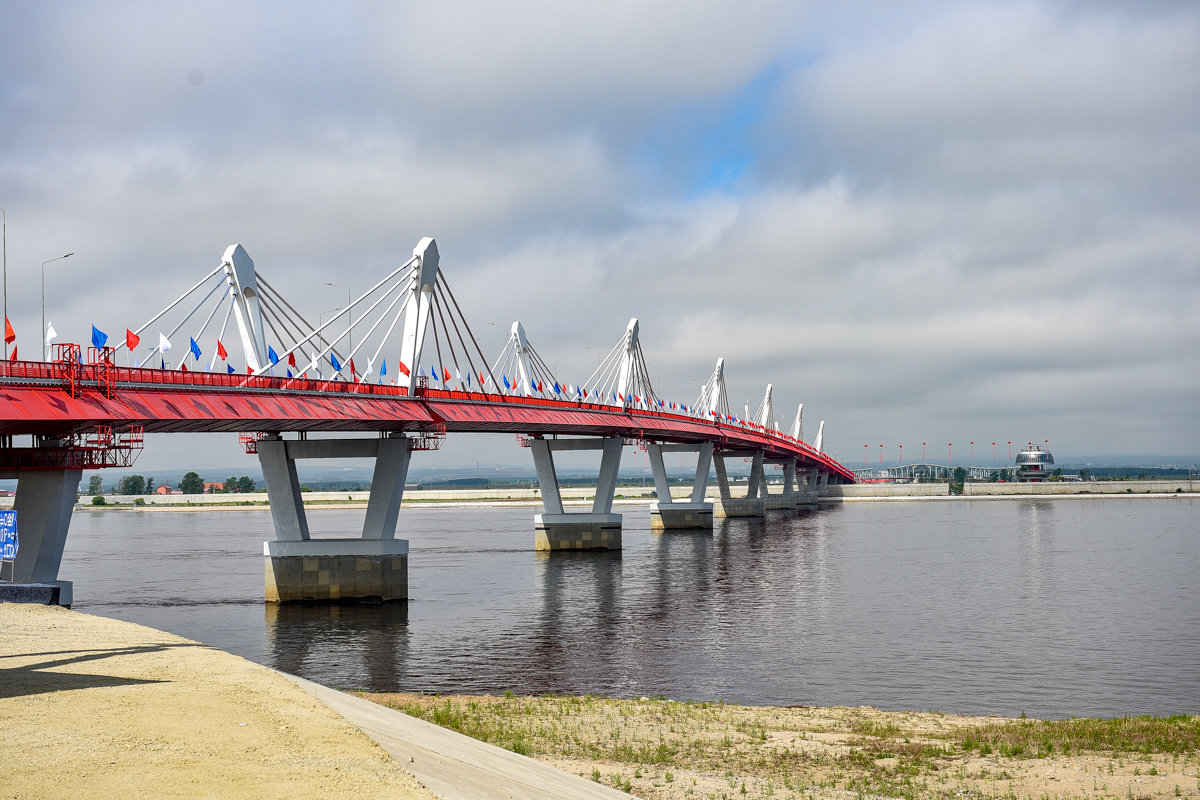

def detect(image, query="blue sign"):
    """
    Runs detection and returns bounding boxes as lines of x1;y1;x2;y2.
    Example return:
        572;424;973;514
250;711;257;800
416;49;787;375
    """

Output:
0;510;17;560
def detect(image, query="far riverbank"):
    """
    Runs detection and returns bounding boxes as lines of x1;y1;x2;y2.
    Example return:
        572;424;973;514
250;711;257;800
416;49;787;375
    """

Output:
4;479;1192;510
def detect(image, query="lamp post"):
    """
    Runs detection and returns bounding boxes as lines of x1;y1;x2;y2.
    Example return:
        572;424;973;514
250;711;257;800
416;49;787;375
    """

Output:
42;252;73;361
324;283;351;356
584;346;601;366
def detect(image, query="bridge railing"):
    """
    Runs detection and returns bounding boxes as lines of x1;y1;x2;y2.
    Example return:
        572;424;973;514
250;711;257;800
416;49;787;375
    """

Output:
0;358;854;480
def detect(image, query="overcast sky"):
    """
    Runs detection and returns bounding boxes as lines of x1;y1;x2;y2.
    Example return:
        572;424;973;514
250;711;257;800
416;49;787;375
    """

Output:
2;0;1197;472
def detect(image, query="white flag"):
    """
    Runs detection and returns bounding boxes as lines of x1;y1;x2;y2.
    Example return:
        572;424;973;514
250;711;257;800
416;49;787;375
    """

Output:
363;357;374;379
159;333;172;352
45;321;57;347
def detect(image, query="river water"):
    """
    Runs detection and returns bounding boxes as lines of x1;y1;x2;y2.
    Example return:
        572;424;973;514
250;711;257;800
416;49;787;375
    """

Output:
63;498;1199;719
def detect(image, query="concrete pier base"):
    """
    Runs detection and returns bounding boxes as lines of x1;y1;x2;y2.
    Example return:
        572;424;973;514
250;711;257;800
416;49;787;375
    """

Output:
763;494;797;510
649;501;713;530
712;497;766;518
534;513;621;551
264;539;408;602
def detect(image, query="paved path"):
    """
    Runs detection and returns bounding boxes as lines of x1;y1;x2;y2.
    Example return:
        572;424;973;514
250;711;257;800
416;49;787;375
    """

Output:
281;671;629;800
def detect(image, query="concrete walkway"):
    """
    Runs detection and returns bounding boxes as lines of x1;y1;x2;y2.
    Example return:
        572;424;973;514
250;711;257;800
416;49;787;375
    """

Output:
282;671;628;800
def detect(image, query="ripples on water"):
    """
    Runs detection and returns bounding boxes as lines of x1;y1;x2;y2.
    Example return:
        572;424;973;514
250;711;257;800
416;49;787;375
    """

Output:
65;498;1199;718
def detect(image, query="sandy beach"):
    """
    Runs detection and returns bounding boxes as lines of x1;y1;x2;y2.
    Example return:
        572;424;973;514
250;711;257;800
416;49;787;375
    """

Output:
0;603;436;800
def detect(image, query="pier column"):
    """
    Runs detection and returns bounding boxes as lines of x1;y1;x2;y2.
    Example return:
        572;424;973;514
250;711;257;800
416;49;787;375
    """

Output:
711;452;766;518
530;436;622;551
763;460;799;510
259;434;409;602
5;467;82;605
795;466;820;509
648;441;714;530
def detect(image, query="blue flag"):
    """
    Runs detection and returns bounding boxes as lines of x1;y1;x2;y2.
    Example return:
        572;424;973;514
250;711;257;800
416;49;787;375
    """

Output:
91;325;108;350
189;337;202;360
330;353;342;372
227;364;235;374
286;368;292;378
380;360;387;376
554;382;560;394
503;375;510;389
268;346;279;365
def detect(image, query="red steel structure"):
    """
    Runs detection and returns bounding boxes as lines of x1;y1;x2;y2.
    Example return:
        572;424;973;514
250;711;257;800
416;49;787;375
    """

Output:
0;357;854;481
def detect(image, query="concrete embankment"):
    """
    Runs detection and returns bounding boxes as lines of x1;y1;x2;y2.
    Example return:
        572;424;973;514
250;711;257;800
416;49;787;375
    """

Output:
36;479;1197;509
824;480;1197;499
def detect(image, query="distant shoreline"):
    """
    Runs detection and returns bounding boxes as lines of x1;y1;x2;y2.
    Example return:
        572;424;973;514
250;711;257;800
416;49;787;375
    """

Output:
62;491;1200;512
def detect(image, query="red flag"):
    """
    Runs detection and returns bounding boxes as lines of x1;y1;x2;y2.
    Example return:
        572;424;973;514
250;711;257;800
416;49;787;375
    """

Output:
443;367;451;381
4;317;13;345
287;352;296;369
180;362;188;372
126;329;140;350
349;358;357;376
216;340;228;360
246;365;252;374
9;344;16;360
398;361;410;377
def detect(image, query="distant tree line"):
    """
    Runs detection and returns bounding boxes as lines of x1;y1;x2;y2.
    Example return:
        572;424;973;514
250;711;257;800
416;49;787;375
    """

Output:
178;472;256;494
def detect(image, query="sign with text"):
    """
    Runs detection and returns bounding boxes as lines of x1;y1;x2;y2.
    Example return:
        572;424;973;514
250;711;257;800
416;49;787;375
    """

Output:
0;510;17;560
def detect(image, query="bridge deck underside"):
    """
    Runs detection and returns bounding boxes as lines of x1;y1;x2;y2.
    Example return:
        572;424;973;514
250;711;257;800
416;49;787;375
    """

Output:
0;383;853;479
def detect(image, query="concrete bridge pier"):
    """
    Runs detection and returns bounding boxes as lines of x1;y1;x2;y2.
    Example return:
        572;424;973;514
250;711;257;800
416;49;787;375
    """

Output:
259;433;409;602
795;467;821;509
647;441;714;530
712;451;766;518
2;464;82;606
763;460;799;510
529;436;622;550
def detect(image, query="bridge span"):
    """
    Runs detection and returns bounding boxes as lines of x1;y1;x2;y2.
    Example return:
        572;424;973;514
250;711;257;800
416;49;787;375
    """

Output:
1;237;853;605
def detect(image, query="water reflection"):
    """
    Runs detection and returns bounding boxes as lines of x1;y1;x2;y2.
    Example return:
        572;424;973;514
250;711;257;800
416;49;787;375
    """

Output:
62;500;1200;717
265;601;410;689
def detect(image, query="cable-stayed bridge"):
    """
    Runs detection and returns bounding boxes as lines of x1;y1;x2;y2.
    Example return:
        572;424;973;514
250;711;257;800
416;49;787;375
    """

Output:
0;237;854;605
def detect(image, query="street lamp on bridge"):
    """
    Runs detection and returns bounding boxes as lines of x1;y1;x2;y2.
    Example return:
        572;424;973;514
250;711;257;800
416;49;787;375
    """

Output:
42;252;73;361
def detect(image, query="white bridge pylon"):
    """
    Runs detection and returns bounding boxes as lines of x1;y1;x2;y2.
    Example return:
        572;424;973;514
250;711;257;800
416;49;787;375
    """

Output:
114;235;831;459
789;404;804;441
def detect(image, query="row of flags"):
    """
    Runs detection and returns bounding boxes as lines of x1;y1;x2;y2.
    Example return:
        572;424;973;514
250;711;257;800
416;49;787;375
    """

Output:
5;318;776;431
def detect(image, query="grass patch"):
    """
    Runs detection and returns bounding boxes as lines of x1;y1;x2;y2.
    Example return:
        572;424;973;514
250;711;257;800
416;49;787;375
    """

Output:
956;715;1200;757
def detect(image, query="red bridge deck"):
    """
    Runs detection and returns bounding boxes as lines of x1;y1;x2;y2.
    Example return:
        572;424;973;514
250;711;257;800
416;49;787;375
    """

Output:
0;360;855;481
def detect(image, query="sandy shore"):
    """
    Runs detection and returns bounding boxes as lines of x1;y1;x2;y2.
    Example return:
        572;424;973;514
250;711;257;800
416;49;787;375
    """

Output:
366;692;1200;800
0;603;436;800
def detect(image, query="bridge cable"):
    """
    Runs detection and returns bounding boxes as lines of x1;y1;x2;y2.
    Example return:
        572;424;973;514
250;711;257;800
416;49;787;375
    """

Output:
429;296;447;386
114;264;225;354
255;274;346;366
434;269;499;393
140;276;228;363
431;290;465;387
432;279;479;391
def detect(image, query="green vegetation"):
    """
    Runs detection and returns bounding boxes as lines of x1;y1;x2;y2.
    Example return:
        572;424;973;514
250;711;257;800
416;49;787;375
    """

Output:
87;475;103;495
90;496;106;506
178;471;204;494
357;692;1200;800
956;715;1200;757
117;475;148;495
222;475;256;493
